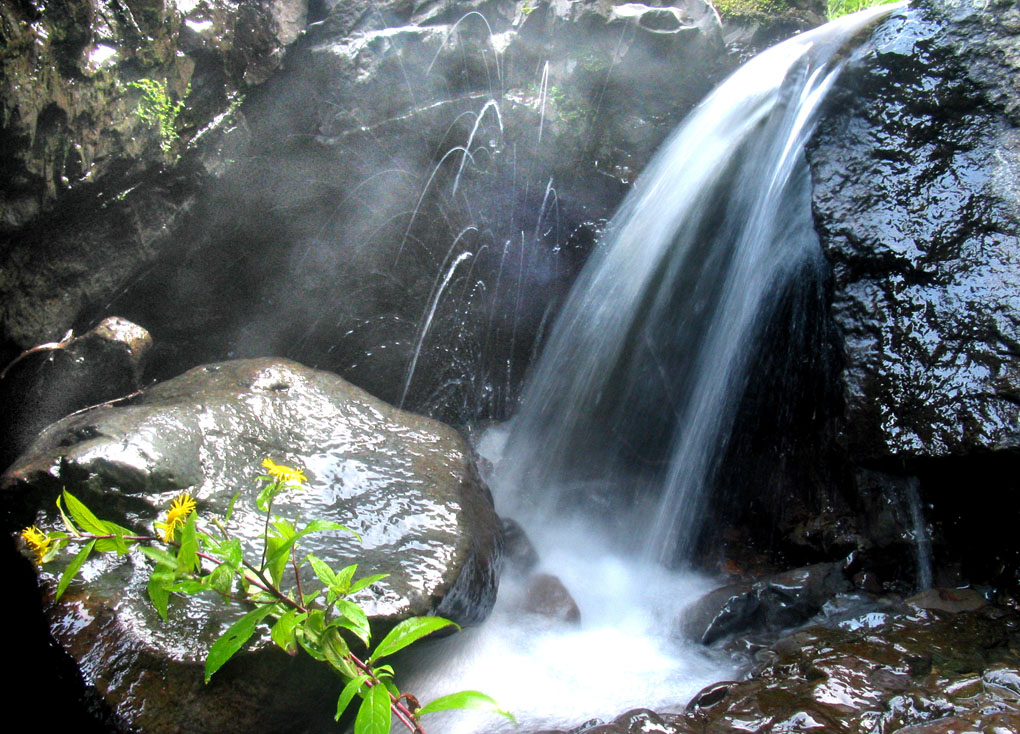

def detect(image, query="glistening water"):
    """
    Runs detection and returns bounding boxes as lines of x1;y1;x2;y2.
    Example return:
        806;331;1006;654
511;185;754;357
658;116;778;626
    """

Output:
400;6;903;733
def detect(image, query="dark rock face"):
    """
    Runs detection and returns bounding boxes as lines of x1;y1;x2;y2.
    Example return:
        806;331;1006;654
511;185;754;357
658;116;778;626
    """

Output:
680;563;851;645
3;357;501;733
0;316;151;469
809;0;1020;461
0;0;308;362
40;0;733;427
0;0;307;232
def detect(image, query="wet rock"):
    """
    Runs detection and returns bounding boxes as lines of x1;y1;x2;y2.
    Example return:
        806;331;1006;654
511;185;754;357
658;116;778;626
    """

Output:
522;573;581;624
715;0;828;61
2;357;501;733
0;0;310;364
674;605;1020;733
0;0;307;232
502;516;541;575
97;0;734;425
0;316;152;469
908;588;987;614
681;562;851;644
808;0;1020;461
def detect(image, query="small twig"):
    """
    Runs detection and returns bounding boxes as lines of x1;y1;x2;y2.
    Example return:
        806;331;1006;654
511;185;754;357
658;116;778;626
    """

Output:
0;330;75;380
291;545;304;602
64;388;145;419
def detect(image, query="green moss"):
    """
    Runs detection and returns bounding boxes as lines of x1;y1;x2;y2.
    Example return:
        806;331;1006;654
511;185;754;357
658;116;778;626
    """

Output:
826;0;899;19
712;0;799;21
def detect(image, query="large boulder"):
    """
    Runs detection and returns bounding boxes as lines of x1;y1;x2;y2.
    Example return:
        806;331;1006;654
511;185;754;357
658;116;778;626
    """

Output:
802;0;1020;590
809;0;1020;461
2;357;502;733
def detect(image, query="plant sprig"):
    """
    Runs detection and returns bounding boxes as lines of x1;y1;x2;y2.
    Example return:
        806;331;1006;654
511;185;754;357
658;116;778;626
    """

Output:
20;460;513;734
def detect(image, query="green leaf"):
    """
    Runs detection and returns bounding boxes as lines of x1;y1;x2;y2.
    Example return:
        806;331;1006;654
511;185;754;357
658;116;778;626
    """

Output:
416;690;516;723
55;539;96;600
208;563;234;595
265;534;289;588
140;546;178;567
206;537;242;569
270;609;307;655
169;578;207;594
55;495;81;536
334;563;358;593
307;554;337;589
224;491;241;522
205;603;277;683
322;628;358;678
335;674;371;721
304;519;359;541
95;520;133;554
349;573;389;595
266;521;353;577
256;480;283;513
333;598;371;646
147;562;174;620
62;491;107;535
176;513;200;573
354;683;391;734
369;616;459;662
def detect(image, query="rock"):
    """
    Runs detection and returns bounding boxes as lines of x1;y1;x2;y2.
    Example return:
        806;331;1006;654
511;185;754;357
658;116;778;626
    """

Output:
0;316;152;469
680;562;851;644
2;357;502;734
522;573;581;624
908;588;987;614
501;516;540;575
671;604;1020;733
808;0;1020;461
0;0;310;362
715;0;828;61
0;0;308;232
84;0;735;426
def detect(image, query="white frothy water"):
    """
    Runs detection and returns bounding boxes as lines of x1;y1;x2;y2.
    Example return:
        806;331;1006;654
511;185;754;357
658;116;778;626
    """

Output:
398;426;731;734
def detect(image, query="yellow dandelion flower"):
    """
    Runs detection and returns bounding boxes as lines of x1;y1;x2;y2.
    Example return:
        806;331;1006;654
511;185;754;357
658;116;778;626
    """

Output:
261;458;307;485
155;492;197;542
21;525;53;565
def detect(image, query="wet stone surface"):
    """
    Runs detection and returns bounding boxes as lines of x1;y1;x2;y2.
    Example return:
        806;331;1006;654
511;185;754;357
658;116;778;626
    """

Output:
531;601;1020;734
2;357;502;733
808;0;1020;460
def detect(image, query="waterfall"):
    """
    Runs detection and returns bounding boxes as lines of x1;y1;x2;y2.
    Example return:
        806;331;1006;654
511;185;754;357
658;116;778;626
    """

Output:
497;4;903;565
401;8;904;733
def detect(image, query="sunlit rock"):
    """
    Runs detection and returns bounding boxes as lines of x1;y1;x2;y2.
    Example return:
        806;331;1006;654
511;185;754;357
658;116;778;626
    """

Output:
2;357;501;733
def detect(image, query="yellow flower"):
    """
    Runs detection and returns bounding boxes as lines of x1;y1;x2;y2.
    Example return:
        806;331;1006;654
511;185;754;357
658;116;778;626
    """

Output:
155;492;197;542
21;525;52;565
261;458;307;485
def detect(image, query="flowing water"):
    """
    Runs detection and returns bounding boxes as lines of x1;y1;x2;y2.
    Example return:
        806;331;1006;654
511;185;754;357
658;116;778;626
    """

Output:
401;6;903;733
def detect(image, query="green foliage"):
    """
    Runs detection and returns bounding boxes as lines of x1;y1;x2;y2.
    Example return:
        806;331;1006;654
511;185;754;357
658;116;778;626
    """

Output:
128;77;188;157
826;0;899;19
22;463;512;734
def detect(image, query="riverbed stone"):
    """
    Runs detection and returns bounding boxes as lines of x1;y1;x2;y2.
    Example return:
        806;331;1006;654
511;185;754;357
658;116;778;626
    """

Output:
2;357;501;734
680;562;851;644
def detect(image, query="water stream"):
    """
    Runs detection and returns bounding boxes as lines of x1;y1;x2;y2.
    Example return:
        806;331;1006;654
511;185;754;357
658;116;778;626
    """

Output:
401;6;902;733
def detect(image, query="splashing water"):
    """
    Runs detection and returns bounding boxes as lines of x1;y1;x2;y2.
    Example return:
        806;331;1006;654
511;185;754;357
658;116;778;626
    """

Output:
499;3;906;565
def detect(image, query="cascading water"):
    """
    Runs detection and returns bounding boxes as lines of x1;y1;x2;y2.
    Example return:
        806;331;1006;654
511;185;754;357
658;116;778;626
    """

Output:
499;3;905;565
399;6;903;733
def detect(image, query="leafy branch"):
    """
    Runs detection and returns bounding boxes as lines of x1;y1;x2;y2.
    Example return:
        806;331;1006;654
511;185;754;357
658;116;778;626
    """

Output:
21;459;513;734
